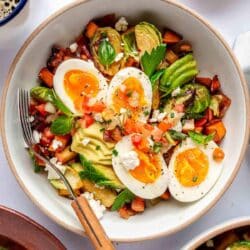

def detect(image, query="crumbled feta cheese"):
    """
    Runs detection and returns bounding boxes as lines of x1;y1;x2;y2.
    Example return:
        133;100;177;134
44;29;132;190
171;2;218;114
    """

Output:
120;151;140;170
33;130;42;144
94;184;105;190
171;87;181;97
93;113;104;122
128;92;139;107
29;116;34;122
69;42;78;53
45;157;66;180
82;192;106;219
45;102;56;114
120;108;127;114
149;110;167;123
82;138;91;146
172;121;182;132
51;139;63;150
206;239;214;248
115;52;124;62
120;84;126;92
115;17;128;32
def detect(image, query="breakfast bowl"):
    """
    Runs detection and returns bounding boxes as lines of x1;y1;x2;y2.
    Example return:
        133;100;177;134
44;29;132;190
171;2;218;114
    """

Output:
182;217;250;250
1;0;249;242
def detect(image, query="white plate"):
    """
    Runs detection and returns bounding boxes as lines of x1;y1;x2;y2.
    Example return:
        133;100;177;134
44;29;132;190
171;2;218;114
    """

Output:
1;0;249;242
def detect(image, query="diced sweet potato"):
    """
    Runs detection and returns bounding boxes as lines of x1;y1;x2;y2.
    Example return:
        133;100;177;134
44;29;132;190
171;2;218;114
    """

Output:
85;22;98;39
56;146;77;164
131;197;145;212
195;77;212;88
166;49;179;64
163;29;182;44
160;190;171;200
205;120;226;143
211;75;221;93
38;67;54;87
119;206;135;219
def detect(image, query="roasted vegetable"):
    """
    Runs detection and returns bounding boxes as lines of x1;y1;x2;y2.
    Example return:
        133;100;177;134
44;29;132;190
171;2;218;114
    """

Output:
209;94;231;118
163;29;182;44
183;84;211;114
160;54;198;96
39;67;54;88
172;41;193;55
122;28;139;60
135;22;162;55
111;188;135;211
55;146;77;164
85;21;99;39
205;120;226;143
91;27;124;76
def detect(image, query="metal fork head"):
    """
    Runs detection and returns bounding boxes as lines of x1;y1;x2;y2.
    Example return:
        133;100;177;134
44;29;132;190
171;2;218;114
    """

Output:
18;89;36;147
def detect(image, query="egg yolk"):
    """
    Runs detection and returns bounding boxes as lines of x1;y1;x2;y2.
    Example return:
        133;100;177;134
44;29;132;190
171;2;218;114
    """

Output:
174;148;209;187
112;77;146;117
129;149;161;184
64;70;99;112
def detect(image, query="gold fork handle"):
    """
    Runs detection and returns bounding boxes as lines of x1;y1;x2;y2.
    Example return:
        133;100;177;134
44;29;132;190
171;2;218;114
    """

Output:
71;196;115;250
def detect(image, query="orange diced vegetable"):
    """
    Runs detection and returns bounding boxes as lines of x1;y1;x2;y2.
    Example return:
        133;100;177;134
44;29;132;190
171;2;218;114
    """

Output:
88;101;106;113
163;29;182;44
131;197;145;212
213;148;225;162
111;127;123;142
158;121;172;132
55;146;77;164
166;49;179;64
151;127;163;142
119;206;132;219
85;22;98;39
195;77;212;88
125;56;138;67
211;75;221;93
205;120;226;143
35;104;47;116
152;86;160;110
39;67;54;88
160;190;171;200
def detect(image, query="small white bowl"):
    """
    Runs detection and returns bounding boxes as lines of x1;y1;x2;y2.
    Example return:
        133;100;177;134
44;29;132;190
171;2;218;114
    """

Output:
1;0;249;242
182;217;250;250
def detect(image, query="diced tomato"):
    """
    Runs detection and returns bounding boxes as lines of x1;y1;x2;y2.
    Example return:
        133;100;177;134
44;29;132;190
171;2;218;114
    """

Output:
34;156;46;167
131;197;145;212
144;123;154;131
158;121;172;132
211;75;221;93
88;101;106;113
43;127;55;140
124;118;139;134
131;134;143;147
118;206;135;219
195;117;207;127
40;135;51;147
195;77;212;88
151;127;163;142
160;190;171;200
111;127;123;142
205;108;213;122
84;114;94;128
174;104;185;113
38;67;54;88
35;104;47;116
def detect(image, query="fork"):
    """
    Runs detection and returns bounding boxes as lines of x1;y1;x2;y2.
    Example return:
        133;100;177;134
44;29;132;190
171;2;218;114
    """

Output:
18;89;115;250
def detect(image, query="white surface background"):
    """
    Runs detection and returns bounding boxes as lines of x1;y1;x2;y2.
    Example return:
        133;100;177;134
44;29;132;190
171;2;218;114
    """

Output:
0;0;250;249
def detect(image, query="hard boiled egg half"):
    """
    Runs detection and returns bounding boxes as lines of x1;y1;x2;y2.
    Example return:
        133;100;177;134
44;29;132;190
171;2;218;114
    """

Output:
168;138;224;202
112;134;169;199
54;59;108;115
106;67;152;123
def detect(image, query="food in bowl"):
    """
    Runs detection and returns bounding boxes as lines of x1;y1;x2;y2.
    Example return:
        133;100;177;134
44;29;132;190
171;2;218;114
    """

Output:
197;226;250;250
27;14;231;219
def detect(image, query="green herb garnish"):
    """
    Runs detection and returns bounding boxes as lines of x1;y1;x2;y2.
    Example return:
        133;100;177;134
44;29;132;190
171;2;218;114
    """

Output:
143;110;150;116
50;115;74;135
96;145;101;150
192;176;198;182
112;149;118;156
152;142;162;153
111;188;135;211
98;39;116;67
168;130;187;141
188;131;214;145
150;69;164;88
141;44;167;77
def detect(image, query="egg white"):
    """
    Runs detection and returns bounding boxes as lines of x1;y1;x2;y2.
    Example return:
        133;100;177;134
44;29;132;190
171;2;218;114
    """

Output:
168;138;223;202
112;135;169;199
106;67;152;122
53;59;108;115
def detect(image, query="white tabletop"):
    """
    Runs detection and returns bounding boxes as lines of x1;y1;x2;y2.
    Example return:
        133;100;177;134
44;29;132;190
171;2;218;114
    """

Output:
1;1;250;249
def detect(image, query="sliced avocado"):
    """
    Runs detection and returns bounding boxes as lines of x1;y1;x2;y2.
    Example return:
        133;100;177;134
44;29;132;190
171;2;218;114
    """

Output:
135;21;162;55
50;167;83;191
71;123;114;166
229;241;250;250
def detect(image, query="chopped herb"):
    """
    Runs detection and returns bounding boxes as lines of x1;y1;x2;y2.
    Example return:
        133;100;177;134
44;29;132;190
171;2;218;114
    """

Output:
111;188;135;211
143;110;150;116
126;91;133;97
192;176;198;182
168;130;187;141
99;128;105;132
188;131;214;145
153;142;162;153
170;112;175;118
98;39;116;67
96;145;101;150
112;149;119;156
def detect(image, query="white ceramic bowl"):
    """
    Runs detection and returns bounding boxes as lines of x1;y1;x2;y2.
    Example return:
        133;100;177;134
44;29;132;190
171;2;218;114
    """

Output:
1;0;249;242
182;217;250;250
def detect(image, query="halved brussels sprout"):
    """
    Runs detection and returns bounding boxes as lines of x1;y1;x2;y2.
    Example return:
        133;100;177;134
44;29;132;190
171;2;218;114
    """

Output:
121;28;139;60
91;27;124;76
135;22;162;55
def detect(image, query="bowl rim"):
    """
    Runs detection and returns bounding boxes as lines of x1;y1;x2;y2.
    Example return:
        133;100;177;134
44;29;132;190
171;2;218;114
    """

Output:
0;0;28;26
1;0;249;242
182;217;250;250
0;205;66;249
